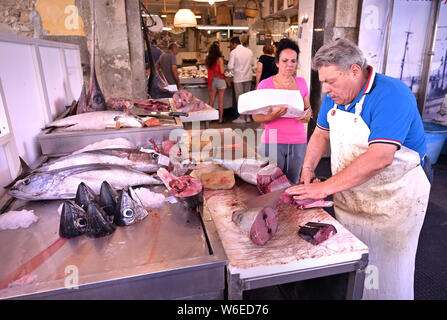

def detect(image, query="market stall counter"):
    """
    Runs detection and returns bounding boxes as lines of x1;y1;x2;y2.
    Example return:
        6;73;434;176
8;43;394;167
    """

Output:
204;180;369;300
0;185;227;300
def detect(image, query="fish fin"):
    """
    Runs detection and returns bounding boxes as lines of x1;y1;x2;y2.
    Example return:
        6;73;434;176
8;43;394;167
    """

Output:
3;157;33;189
67;100;78;116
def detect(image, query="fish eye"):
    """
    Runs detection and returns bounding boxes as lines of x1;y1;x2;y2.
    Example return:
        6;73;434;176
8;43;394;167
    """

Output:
76;218;87;228
23;178;31;185
123;209;134;218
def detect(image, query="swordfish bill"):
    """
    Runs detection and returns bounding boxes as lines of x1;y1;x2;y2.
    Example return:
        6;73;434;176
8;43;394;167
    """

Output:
88;0;106;112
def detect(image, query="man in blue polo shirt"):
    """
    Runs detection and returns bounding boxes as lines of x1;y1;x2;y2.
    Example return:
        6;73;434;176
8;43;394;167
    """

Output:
286;39;430;300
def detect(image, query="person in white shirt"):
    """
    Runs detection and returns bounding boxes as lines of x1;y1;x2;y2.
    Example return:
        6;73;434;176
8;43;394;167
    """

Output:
228;37;254;123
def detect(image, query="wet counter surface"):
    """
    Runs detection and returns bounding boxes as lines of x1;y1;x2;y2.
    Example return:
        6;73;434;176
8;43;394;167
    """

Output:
0;185;227;299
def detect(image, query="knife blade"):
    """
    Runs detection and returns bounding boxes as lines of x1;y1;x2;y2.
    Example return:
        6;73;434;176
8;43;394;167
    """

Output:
131;107;189;118
242;187;288;210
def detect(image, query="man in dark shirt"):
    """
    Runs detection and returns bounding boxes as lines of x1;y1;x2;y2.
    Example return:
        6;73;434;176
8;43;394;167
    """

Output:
156;43;181;90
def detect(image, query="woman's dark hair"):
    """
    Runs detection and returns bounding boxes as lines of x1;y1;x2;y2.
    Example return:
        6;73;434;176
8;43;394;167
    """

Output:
275;38;300;63
206;43;223;68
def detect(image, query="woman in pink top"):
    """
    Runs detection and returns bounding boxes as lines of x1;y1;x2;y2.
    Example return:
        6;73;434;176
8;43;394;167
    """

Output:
253;39;312;183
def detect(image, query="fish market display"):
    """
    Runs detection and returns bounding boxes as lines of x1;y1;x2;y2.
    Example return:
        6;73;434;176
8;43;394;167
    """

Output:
212;158;269;185
59;200;87;238
298;222;337;245
8;164;162;200
0;209;39;230
40;148;166;173
257;164;291;194
172;90;193;109
157;167;203;210
232;206;279;246
279;194;334;209
45;111;144;132
72;138;136;154
114;187;148;226
59;182;150;239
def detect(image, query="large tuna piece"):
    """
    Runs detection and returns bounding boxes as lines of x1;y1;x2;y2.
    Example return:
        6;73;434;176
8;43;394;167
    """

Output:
232;206;279;246
157;168;203;210
298;222;337;245
212;158;269;185
257;164;292;194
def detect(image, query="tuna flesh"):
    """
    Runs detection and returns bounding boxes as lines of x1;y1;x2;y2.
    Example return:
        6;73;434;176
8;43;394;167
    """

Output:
232;206;279;246
257;164;291;194
298;222;337;245
279;193;333;209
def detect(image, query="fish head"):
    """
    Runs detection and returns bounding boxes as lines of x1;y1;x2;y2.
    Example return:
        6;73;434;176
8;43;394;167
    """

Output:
99;181;119;216
114;188;148;226
8;172;55;200
59;200;88;238
75;182;97;211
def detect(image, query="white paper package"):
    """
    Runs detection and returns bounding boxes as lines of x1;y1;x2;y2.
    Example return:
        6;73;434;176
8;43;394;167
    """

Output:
237;89;307;118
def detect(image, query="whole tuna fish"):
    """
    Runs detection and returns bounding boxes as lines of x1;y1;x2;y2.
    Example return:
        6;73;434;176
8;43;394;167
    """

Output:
212;158;269;185
39;148;164;173
8;164;162;200
45;111;144;132
114;187;148;226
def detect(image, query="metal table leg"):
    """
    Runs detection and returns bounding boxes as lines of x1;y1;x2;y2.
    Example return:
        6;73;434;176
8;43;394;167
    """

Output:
227;268;243;300
346;253;369;300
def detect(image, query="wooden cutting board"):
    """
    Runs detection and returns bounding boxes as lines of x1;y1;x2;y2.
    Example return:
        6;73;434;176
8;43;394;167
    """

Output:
203;182;369;279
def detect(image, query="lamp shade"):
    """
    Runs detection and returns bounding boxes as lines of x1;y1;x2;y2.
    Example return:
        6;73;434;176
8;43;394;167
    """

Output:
174;9;197;27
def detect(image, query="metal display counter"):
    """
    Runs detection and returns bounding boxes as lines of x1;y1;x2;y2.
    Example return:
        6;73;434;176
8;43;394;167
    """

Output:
0;185;227;300
37;99;183;156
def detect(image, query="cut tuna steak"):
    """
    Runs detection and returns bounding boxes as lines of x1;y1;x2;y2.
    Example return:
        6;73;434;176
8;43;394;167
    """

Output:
232;206;279;246
298;222;337;245
257;164;291;194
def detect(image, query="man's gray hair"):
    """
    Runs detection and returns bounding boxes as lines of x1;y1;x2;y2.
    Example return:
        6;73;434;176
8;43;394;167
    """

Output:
312;38;368;72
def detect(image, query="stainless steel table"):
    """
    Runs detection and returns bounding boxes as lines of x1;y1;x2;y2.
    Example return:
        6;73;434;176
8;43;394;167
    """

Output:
0;186;227;300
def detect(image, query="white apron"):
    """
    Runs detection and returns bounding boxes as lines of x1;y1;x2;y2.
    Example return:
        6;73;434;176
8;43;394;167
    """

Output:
327;79;430;300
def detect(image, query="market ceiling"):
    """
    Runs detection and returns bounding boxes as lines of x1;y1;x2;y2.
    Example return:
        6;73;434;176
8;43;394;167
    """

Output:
145;0;238;17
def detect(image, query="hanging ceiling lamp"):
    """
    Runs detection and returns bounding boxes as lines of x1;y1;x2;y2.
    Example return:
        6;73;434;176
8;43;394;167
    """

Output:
193;0;227;5
174;0;197;28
